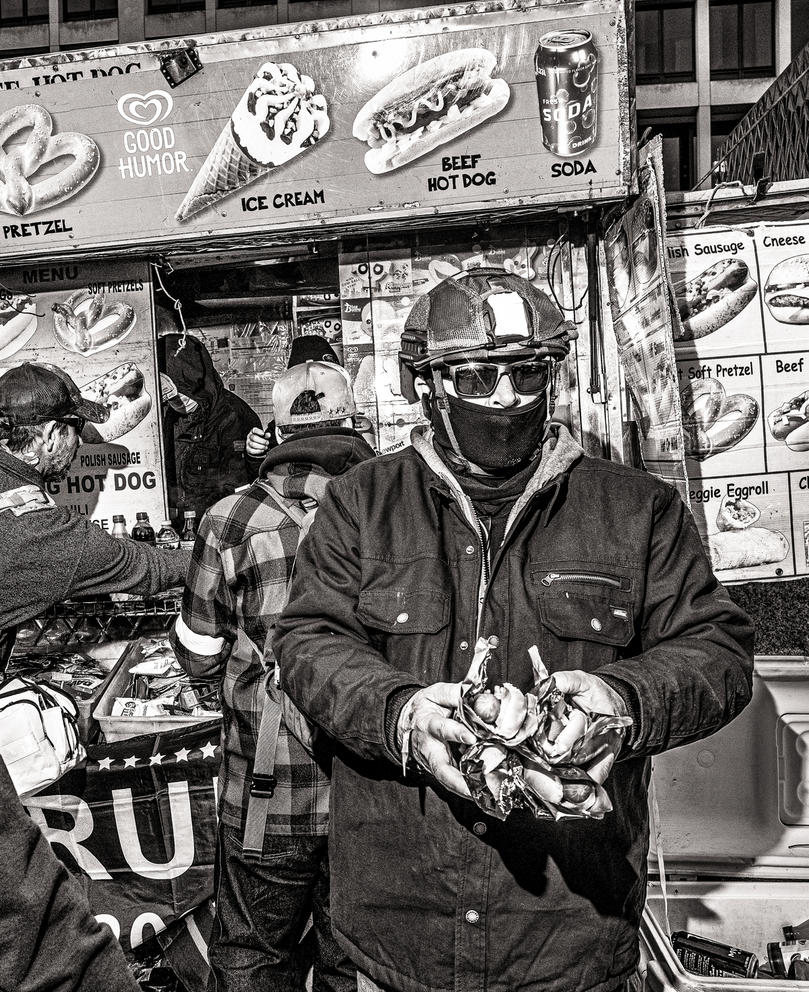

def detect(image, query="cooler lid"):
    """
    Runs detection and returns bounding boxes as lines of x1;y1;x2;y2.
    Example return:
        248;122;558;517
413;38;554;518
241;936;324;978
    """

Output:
649;657;809;875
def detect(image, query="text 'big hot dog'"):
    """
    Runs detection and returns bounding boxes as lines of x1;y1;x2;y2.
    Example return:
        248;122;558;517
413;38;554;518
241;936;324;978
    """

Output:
674;257;757;341
352;49;510;175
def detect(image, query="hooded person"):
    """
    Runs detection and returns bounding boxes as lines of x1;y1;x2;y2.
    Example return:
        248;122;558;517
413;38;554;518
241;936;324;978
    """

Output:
157;329;261;519
171;359;375;992
273;269;754;992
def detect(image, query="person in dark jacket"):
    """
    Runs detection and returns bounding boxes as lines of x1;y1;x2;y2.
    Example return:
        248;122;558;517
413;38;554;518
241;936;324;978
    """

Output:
273;269;755;992
158;323;261;519
0;361;189;992
172;360;375;992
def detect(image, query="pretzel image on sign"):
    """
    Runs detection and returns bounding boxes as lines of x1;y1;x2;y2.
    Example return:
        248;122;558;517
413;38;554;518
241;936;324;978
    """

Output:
0;105;100;216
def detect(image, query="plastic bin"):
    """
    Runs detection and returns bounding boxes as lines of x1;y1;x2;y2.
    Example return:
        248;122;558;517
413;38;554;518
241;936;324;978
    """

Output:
92;638;220;743
640;656;809;990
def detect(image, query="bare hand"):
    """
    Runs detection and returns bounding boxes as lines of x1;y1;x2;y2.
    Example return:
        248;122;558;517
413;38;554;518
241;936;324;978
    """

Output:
246;427;271;458
552;670;628;719
398;682;476;799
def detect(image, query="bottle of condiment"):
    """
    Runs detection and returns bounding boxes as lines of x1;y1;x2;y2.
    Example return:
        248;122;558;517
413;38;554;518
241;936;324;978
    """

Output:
111;514;128;539
179;510;197;551
155;520;180;551
131;511;156;545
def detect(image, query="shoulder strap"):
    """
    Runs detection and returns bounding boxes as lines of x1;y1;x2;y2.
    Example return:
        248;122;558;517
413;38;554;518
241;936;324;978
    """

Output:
242;486;315;861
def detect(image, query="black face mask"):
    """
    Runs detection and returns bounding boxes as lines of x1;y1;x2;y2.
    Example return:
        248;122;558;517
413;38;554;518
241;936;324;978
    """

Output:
429;391;549;472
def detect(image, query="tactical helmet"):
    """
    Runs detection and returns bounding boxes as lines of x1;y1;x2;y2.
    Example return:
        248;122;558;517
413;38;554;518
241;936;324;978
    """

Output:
399;267;575;402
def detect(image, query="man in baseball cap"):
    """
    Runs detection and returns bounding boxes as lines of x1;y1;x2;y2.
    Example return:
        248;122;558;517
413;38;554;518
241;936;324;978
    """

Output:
172;359;374;992
0;362;108;482
275;268;753;992
0;360;191;992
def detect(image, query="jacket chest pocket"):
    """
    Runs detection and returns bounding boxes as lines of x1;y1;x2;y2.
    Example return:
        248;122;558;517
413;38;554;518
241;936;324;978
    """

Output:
356;588;451;684
534;570;635;674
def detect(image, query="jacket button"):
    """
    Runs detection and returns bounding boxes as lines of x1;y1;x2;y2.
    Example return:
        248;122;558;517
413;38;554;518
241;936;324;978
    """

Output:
465;545;475;555
396;612;409;623
459;640;469;651
473;821;486;836
591;618;602;632
465;910;480;924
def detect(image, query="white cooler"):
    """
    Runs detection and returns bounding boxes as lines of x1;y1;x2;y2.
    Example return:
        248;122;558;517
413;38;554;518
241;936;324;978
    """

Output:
640;656;809;990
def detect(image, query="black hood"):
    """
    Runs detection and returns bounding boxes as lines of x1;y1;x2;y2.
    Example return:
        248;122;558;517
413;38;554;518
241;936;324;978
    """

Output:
259;427;375;479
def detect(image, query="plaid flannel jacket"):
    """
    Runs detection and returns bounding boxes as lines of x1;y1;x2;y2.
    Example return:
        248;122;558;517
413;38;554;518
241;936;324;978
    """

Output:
171;463;332;836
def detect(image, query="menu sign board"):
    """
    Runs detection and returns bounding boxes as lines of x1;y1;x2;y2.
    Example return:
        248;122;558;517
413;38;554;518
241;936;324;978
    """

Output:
0;261;165;531
0;0;630;262
668;223;809;584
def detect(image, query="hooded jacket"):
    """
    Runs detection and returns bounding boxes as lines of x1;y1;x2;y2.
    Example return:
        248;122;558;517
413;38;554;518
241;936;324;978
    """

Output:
160;334;261;519
274;425;754;992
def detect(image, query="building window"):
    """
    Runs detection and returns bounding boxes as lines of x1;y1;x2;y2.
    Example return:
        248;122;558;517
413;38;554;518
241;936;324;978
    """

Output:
0;0;48;26
711;105;752;180
793;0;809;57
62;0;116;19
147;0;204;12
710;2;775;78
638;113;696;191
636;2;695;83
218;0;274;7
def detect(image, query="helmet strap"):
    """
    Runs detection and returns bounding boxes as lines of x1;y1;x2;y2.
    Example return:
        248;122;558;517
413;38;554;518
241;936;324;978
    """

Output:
431;368;470;473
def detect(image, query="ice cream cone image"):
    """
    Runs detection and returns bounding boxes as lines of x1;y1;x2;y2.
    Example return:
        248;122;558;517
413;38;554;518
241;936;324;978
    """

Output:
176;61;330;223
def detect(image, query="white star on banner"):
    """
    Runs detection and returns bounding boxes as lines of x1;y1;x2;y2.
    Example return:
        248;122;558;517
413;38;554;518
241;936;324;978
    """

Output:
200;742;218;760
149;753;164;766
98;757;114;771
174;747;191;763
123;756;138;769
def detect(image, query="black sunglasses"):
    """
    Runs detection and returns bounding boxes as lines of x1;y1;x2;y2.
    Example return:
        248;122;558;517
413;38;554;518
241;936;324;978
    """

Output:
57;416;86;434
442;359;552;399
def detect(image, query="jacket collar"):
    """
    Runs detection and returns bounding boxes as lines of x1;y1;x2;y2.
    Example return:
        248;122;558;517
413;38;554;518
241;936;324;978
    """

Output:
411;423;584;534
0;446;45;490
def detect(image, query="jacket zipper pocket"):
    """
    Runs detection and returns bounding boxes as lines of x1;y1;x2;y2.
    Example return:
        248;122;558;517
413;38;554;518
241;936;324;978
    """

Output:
541;571;625;590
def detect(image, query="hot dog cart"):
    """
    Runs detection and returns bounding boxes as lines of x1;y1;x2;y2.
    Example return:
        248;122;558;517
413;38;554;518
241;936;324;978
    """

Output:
2;1;807;989
0;2;638;983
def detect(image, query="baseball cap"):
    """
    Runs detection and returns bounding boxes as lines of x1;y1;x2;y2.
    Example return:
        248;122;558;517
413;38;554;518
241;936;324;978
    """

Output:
272;360;355;431
0;362;109;426
401;268;575;369
288;334;339;368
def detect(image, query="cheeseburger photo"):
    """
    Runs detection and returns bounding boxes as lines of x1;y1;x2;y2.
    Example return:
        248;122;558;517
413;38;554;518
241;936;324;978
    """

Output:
764;254;809;323
352;48;510;175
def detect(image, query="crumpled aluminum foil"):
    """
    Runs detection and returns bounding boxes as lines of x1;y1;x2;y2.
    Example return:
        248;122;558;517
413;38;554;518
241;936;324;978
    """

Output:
455;636;632;821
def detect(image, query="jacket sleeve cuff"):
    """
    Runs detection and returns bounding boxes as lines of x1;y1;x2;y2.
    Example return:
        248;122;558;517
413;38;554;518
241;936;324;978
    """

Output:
383;685;422;764
595;672;641;753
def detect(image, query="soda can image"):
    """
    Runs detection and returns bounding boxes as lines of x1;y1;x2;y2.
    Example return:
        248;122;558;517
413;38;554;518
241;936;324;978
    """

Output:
535;29;598;157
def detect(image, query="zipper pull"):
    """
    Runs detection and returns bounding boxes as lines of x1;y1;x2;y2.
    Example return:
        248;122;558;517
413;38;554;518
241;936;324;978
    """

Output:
541;572;560;587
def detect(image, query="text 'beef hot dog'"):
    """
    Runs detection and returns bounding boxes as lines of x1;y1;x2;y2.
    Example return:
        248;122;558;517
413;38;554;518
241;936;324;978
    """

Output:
674;257;757;341
352;48;510;175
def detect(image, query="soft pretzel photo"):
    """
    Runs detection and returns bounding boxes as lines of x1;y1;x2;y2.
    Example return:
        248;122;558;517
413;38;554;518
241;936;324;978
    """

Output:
52;289;136;356
0;104;100;216
681;377;759;460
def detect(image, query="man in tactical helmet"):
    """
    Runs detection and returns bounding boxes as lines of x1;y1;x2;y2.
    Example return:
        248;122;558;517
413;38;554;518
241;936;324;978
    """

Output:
274;269;753;992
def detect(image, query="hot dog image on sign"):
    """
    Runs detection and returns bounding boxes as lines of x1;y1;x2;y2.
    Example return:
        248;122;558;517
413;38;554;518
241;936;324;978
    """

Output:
79;363;152;443
52;289;137;356
0;292;38;360
0;105;100;216
176;62;330;221
352;49;510;175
